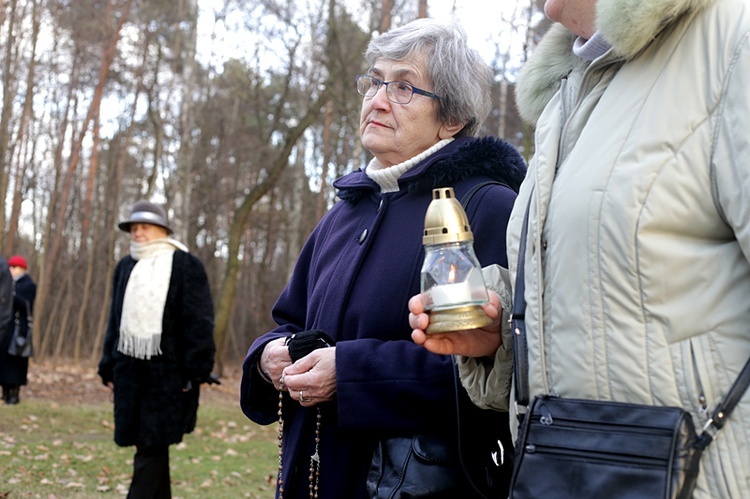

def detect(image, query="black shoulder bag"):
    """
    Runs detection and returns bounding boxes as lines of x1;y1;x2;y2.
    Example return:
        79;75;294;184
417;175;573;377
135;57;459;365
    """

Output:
508;196;750;498
7;301;33;358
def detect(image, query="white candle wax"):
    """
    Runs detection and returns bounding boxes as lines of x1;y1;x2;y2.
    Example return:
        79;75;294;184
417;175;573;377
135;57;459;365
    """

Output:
430;280;474;307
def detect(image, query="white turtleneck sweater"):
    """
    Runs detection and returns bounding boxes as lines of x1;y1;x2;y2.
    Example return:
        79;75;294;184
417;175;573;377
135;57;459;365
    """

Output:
365;139;454;192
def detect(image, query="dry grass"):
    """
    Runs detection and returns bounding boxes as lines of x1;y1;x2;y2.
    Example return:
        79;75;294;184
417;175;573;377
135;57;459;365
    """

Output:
0;361;279;498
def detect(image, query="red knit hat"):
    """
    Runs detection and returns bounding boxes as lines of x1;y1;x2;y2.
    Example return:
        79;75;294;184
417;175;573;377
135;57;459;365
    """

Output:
8;255;27;269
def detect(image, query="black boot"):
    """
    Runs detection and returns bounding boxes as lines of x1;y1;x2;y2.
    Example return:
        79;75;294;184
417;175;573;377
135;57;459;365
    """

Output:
1;385;8;404
7;386;19;405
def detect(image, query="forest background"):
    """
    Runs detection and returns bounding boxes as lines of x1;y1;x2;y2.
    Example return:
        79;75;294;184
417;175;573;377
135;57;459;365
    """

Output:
0;0;550;375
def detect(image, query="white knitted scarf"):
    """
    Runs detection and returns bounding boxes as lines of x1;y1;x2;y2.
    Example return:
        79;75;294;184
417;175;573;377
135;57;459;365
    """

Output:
118;238;189;360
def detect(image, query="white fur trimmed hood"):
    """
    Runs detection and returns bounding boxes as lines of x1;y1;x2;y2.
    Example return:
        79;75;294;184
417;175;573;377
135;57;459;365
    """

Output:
515;0;716;124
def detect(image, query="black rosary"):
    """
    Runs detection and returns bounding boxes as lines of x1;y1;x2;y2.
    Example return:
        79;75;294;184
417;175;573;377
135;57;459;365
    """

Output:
274;330;335;499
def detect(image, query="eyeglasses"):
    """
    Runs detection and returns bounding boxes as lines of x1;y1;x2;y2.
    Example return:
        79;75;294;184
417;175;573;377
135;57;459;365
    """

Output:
355;74;441;104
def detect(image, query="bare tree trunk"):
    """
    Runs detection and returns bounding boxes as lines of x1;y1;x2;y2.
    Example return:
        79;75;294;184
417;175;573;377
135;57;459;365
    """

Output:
288;143;307;276
39;270;69;357
52;273;74;360
316;101;333;221
36;0;135;356
90;134;128;364
497;78;507;139
43;0;134;278
213;91;331;375
34;44;79;358
380;0;393;32
6;0;40;253
79;117;101;253
0;0;20;242
73;116;102;363
74;235;97;363
171;0;198;242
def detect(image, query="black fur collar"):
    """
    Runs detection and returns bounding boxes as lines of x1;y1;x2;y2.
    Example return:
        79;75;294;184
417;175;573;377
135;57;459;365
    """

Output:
337;137;526;203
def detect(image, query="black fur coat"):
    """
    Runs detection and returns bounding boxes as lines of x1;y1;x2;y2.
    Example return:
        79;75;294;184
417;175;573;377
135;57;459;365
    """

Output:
98;250;215;450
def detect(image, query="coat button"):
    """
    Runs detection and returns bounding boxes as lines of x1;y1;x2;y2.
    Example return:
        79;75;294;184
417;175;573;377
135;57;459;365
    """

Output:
358;228;368;244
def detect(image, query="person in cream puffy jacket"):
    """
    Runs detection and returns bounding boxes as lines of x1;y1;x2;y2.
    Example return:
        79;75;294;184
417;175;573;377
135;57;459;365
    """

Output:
409;0;750;497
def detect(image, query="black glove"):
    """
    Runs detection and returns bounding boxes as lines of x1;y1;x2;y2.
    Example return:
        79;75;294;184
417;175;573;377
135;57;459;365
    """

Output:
184;374;221;391
286;329;336;362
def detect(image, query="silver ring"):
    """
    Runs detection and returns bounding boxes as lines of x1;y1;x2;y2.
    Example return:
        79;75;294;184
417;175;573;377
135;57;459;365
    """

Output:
299;390;311;402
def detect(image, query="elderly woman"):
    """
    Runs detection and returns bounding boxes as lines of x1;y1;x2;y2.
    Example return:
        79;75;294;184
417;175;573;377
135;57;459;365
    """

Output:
0;255;36;405
240;18;526;499
98;200;215;499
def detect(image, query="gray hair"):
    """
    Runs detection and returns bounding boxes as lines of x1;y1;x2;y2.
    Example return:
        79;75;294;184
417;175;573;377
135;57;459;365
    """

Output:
364;18;492;137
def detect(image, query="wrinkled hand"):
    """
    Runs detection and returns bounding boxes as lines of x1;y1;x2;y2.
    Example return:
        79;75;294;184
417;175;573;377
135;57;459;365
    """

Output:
259;337;293;391
282;347;337;407
409;291;503;357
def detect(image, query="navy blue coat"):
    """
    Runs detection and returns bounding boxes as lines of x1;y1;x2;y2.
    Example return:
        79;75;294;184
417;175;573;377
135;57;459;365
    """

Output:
240;137;526;498
0;272;36;386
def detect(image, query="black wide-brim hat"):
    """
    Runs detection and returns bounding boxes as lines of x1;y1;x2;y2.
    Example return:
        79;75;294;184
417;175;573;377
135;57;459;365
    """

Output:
118;200;173;234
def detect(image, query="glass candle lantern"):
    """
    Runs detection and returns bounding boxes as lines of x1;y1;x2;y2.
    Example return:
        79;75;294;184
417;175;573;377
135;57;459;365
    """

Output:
421;187;493;334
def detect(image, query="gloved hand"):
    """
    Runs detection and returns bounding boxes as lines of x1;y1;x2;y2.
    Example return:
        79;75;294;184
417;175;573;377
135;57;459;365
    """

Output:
183;373;221;391
286;329;336;362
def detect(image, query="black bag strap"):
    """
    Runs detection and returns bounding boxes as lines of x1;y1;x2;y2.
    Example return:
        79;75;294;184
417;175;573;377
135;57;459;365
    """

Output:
511;191;750;445
14;300;33;337
697;358;750;449
511;195;533;409
459;180;510;209
451;180;514;498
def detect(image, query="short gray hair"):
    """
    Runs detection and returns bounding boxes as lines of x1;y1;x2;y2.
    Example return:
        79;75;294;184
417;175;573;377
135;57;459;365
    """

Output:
364;18;492;137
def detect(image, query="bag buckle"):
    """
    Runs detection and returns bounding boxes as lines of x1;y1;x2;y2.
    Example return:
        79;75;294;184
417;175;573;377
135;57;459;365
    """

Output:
491;440;504;466
696;415;720;450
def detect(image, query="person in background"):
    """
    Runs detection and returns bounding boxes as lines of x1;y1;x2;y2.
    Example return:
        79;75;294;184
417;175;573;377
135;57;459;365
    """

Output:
98;200;216;499
0;255;22;404
240;18;526;499
410;0;750;497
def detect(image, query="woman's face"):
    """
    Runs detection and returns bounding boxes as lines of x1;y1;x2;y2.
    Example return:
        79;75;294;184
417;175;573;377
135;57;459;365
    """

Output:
359;57;462;168
544;0;597;39
129;223;169;243
9;266;25;279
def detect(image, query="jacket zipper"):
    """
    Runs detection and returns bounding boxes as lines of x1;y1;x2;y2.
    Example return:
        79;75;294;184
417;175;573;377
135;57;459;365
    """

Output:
523;414;676;465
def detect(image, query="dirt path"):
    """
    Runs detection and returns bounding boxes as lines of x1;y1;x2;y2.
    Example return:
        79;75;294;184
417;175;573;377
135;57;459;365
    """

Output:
21;360;241;406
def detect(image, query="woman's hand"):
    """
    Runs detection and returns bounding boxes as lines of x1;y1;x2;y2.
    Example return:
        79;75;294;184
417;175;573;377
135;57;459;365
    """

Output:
282;347;337;407
409;291;503;357
259;337;293;391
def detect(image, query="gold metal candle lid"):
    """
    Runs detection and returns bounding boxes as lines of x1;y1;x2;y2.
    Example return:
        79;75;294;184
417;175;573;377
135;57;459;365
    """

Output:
422;187;473;245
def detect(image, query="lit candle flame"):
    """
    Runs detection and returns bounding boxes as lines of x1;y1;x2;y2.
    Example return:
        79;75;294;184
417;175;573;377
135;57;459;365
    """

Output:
448;264;456;283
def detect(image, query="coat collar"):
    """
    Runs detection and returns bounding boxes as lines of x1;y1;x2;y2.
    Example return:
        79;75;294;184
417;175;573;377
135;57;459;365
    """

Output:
516;0;716;124
334;136;527;203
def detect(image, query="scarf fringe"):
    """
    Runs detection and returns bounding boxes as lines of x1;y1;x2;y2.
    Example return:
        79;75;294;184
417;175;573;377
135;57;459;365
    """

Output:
118;331;163;360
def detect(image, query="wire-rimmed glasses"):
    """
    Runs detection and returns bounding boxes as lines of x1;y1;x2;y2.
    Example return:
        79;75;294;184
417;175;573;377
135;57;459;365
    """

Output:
355;74;441;104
